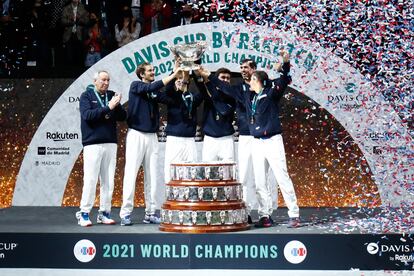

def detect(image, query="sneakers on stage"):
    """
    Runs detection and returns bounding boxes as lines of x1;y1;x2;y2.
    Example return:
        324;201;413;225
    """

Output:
254;216;273;228
76;211;92;227
97;211;116;225
121;215;133;226
287;217;301;228
143;214;161;224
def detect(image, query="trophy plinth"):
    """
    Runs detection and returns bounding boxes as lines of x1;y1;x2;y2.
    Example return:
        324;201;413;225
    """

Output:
160;162;250;233
169;41;207;71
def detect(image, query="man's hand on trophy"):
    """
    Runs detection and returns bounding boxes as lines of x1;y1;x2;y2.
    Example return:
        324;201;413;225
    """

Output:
173;67;182;76
192;66;204;83
163;62;184;86
195;66;210;79
173;62;184;79
174;57;182;68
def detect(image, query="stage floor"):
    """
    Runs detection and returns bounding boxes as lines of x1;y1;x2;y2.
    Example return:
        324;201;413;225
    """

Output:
0;206;410;234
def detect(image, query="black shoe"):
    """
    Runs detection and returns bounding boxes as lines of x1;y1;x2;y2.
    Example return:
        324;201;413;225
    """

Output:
287;217;300;228
254;216;273;228
247;215;253;224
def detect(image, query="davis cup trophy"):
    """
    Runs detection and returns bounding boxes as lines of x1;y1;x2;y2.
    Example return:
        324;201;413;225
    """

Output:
159;162;250;233
169;41;207;71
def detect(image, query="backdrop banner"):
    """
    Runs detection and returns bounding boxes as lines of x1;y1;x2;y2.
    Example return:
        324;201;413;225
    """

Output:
13;22;413;207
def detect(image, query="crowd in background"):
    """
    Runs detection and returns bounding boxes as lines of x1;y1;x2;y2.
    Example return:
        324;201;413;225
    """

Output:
0;0;204;76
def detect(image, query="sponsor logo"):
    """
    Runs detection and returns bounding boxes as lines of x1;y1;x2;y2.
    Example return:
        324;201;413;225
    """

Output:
327;85;375;110
367;242;414;263
327;94;375;109
0;243;18;251
37;147;46;155
367;243;379;254
283;240;307;264
68;96;80;110
68;96;80;103
0;243;18;260
35;160;61;166
74;239;96;263
368;131;398;142
37;146;70;155
394;254;414;262
379;244;412;253
46;131;79;142
345;83;356;93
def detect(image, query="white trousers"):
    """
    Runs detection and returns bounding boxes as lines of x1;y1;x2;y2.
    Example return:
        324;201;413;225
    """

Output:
120;129;159;218
202;135;234;162
252;134;299;218
80;143;117;213
238;135;256;214
164;136;198;183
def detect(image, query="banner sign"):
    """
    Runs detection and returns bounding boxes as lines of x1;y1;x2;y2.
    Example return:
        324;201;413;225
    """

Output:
0;233;413;270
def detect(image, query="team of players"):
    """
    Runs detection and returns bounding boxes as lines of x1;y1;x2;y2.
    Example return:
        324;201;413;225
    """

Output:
76;50;300;228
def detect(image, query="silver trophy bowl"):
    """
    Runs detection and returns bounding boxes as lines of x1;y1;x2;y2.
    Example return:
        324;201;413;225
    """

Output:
169;41;207;71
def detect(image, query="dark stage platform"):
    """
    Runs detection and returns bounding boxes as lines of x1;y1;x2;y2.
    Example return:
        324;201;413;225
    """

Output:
0;207;413;271
0;206;398;234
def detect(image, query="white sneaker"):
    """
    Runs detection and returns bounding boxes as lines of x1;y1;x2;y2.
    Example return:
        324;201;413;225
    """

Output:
143;214;161;224
121;215;133;226
97;211;116;225
76;211;92;227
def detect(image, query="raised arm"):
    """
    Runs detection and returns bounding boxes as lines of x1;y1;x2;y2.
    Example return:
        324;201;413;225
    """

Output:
199;80;235;116
197;67;244;104
130;62;182;95
129;80;165;95
270;50;292;102
162;61;182;86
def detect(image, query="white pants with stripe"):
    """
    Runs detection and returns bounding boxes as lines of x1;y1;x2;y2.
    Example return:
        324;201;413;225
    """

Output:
252;134;299;218
80;143;117;213
120;129;159;218
164;136;198;183
202;135;234;162
238;135;256;214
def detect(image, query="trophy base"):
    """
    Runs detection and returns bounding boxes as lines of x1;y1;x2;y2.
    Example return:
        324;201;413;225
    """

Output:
160;202;249;233
161;162;248;233
159;223;250;233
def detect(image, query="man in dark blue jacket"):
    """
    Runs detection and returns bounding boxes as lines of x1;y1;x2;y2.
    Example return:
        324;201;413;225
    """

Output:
198;60;257;224
77;70;127;227
120;62;181;226
162;71;204;183
201;67;236;161
198;50;300;228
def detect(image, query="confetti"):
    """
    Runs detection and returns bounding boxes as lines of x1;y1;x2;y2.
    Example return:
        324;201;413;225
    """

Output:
0;2;412;224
